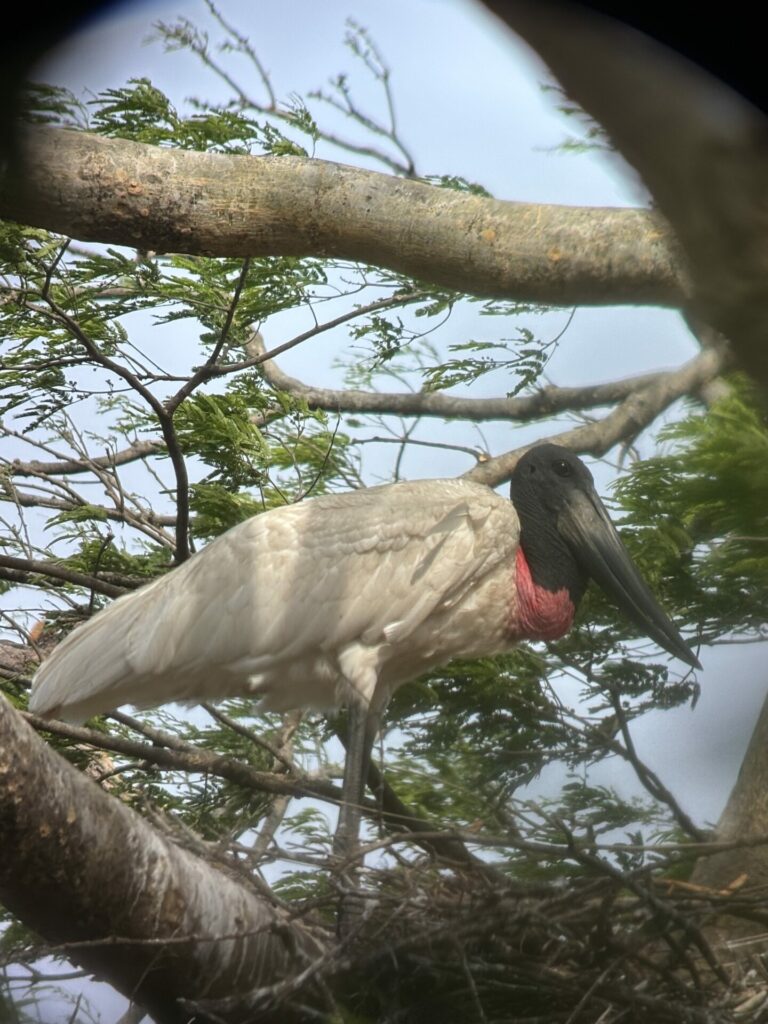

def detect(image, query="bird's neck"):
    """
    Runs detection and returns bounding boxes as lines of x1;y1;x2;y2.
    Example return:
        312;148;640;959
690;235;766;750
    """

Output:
512;517;588;642
518;515;588;606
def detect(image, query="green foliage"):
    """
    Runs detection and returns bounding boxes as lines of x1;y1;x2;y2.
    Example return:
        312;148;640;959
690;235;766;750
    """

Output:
421;328;554;394
389;651;558;805
74;68;325;157
345;285;457;364
0;239;152;426
542;82;612;154
419;174;493;197
153;254;328;344
187;483;265;537
174;393;269;485
88;78;306;156
616;380;768;641
349;311;407;363
173;389;360;535
19;82;88;129
65;537;172;580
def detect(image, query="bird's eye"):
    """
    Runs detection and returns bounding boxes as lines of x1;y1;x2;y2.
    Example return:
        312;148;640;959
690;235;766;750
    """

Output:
528;464;536;474
552;459;571;477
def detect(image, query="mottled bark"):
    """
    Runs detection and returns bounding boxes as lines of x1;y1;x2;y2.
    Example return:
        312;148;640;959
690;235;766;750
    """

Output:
0;125;687;308
0;696;326;1024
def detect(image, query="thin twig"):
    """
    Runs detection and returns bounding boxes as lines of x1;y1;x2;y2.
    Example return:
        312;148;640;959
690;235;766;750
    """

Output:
27;291;192;562
607;686;706;842
201;702;298;773
165;257;251;415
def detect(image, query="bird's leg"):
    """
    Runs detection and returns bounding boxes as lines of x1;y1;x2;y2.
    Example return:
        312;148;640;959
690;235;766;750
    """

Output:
333;700;378;863
333;700;379;937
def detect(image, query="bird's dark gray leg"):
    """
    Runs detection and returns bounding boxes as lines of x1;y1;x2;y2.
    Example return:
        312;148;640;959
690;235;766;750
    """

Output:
333;700;378;862
333;700;379;937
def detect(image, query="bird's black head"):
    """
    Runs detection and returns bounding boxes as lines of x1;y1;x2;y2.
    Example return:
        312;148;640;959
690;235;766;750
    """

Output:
510;445;593;607
510;444;700;669
511;444;596;520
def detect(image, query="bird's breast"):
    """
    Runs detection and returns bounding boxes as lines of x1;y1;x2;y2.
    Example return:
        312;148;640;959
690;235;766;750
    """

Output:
510;546;575;641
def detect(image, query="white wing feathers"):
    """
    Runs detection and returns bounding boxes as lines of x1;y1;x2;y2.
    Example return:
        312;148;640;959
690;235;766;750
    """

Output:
29;479;519;722
381;500;503;644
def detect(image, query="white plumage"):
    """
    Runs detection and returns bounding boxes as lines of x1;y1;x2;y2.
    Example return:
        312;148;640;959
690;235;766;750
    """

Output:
30;479;522;724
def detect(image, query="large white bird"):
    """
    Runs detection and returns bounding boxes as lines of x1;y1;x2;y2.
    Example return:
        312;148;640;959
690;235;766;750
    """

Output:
29;444;700;852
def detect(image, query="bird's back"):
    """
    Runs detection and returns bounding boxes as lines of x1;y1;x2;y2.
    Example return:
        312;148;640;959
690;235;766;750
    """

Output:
29;479;521;722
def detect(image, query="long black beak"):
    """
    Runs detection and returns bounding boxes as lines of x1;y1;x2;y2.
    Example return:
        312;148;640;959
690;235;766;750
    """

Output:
557;487;701;669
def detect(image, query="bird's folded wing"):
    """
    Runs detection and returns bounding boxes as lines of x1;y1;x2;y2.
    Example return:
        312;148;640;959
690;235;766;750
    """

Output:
29;479;519;720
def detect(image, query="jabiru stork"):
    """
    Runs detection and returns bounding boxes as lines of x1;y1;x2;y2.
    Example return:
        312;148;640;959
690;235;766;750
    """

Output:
29;444;700;857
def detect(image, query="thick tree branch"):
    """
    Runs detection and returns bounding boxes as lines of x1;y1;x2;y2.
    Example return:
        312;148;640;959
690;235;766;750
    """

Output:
489;1;768;390
0;695;327;1024
1;126;688;308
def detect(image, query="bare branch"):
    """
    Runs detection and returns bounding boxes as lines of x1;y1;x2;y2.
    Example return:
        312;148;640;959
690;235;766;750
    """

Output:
22;708;491;876
464;344;727;486
0;555;130;598
156;10;416;175
188;291;426;386
606;687;706;842
252;330;694;423
5;439;164;478
201;702;299;775
23;287;191;562
24;710;343;805
3;486;175;544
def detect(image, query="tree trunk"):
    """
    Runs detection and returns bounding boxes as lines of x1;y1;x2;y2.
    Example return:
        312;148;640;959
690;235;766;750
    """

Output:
692;687;768;894
0;696;327;1023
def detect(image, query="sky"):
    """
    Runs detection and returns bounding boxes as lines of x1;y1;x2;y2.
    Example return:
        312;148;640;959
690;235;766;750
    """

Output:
16;1;767;1018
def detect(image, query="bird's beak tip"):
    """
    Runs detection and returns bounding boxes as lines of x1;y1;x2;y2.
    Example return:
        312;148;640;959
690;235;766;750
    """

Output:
560;489;702;671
